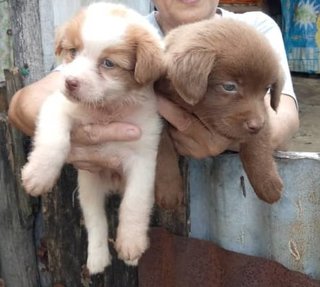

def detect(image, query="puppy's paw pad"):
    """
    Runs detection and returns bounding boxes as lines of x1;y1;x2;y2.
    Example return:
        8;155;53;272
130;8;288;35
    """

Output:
87;248;111;275
115;231;149;264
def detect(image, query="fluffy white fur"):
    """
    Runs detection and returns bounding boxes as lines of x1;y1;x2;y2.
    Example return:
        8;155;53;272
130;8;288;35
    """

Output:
21;2;163;274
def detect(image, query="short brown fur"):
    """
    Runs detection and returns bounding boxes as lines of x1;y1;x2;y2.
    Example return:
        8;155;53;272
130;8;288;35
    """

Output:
156;18;284;206
125;25;166;85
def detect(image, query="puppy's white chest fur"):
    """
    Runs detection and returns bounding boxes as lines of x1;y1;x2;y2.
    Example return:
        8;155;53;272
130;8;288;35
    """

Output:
65;90;161;161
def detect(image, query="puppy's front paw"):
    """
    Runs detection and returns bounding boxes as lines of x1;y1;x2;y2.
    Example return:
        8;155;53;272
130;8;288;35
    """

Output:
254;175;283;204
156;180;184;210
87;246;111;275
21;162;59;196
115;228;149;265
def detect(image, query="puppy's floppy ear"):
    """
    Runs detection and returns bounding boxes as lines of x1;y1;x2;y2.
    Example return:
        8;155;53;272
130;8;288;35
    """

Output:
133;28;165;85
54;25;66;56
270;68;285;111
167;49;215;106
54;8;85;57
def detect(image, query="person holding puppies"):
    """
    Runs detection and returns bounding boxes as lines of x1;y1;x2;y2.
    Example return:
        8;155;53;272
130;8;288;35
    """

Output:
9;0;299;172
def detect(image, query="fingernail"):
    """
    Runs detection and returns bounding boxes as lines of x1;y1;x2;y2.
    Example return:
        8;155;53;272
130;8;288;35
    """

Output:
126;128;138;137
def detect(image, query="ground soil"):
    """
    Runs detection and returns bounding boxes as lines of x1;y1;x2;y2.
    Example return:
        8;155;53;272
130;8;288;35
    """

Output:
288;74;320;152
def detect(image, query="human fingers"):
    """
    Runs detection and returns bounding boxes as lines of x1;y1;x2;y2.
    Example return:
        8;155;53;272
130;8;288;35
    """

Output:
169;127;211;159
158;96;214;157
71;122;141;145
158;96;210;139
157;96;194;132
158;96;231;157
169;122;232;158
67;146;122;171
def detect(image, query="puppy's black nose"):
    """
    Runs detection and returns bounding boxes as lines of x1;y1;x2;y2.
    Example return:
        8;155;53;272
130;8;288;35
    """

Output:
245;119;264;134
65;77;80;91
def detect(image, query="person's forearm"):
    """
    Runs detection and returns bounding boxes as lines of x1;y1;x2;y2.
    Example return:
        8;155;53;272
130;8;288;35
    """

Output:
266;94;299;150
8;72;63;136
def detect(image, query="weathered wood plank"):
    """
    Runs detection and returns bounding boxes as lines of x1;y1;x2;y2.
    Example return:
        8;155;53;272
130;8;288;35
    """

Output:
41;167;83;286
42;178;140;286
9;0;45;85
152;157;189;237
0;71;39;287
0;84;7;113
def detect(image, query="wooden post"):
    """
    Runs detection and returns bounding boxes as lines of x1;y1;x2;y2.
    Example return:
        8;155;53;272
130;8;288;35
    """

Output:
0;70;39;287
8;0;45;85
153;159;189;237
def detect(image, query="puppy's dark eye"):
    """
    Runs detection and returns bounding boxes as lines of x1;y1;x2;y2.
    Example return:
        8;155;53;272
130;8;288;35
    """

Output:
222;82;237;92
69;48;77;59
102;59;115;68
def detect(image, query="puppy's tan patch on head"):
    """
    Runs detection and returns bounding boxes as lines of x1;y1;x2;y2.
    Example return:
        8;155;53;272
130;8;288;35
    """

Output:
55;9;85;63
100;46;136;71
124;25;165;85
96;24;164;91
98;45;141;91
110;6;128;18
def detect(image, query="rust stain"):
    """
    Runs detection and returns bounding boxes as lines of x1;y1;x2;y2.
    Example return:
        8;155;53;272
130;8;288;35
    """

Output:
139;228;320;286
237;229;245;246
295;199;303;218
308;191;320;205
288;240;301;261
288;220;306;267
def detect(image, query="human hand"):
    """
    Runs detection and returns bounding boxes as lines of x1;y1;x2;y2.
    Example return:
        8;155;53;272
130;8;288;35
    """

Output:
67;122;141;172
157;96;233;159
264;94;299;151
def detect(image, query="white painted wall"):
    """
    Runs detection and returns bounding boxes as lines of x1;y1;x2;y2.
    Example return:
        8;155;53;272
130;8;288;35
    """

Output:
52;0;153;26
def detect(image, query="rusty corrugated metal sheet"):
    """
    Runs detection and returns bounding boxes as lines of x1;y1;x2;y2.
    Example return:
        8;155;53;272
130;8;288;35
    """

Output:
139;227;320;287
189;151;320;280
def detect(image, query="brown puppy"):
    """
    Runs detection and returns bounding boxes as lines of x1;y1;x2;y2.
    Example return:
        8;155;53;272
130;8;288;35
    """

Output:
156;18;284;205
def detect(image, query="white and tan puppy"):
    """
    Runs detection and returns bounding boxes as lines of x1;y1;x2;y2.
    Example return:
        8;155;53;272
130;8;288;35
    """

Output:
21;2;164;274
